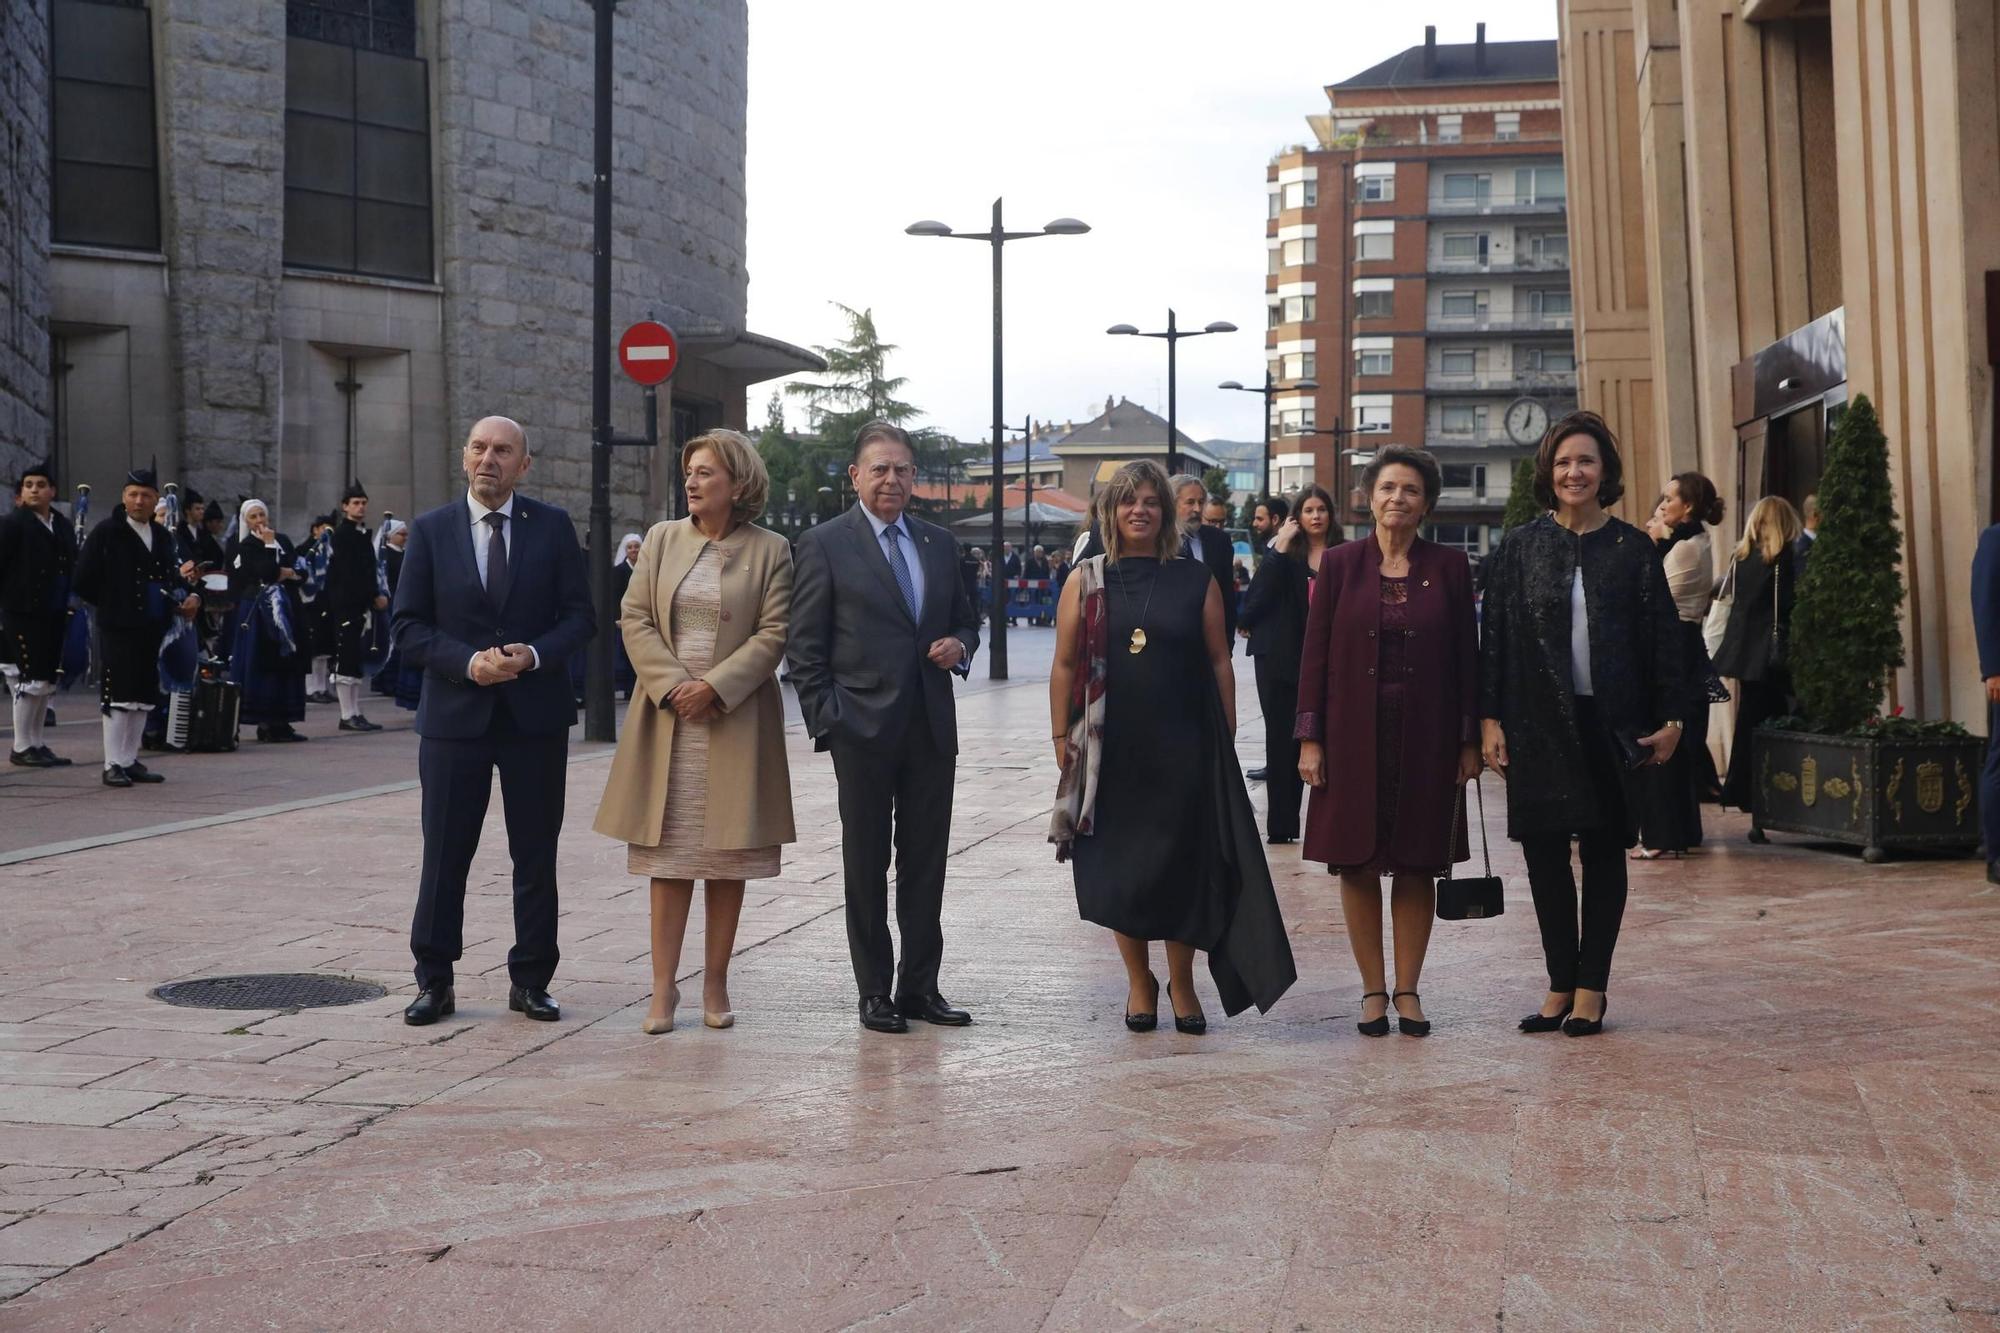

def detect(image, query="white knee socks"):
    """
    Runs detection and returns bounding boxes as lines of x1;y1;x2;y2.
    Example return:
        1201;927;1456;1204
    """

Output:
308;657;330;695
334;679;360;719
102;707;147;770
11;692;39;753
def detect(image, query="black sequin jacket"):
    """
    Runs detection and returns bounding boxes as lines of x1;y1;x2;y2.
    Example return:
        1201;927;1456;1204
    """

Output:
1478;514;1688;839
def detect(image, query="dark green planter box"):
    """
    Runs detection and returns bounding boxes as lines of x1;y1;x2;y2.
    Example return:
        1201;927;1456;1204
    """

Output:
1750;727;1985;862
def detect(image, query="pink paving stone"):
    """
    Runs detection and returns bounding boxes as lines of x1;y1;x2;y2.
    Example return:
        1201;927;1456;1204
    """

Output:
1;639;1994;1321
0;1214;161;1268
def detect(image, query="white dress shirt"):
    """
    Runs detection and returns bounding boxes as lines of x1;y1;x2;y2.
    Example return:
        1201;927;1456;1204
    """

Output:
1570;566;1594;697
126;515;153;550
465;490;539;674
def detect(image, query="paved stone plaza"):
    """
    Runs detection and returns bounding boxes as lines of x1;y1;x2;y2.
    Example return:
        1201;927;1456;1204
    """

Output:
0;632;1995;1329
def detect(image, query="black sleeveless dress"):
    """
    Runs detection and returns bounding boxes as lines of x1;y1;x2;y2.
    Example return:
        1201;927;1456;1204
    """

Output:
1070;557;1225;944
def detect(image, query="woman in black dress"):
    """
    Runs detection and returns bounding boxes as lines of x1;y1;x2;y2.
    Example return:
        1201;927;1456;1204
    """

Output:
1049;460;1295;1034
1714;496;1801;809
224;499;310;743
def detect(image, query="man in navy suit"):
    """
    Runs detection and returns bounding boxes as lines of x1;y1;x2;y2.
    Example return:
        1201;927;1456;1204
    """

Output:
787;421;982;1033
1974;523;2000;885
394;416;594;1025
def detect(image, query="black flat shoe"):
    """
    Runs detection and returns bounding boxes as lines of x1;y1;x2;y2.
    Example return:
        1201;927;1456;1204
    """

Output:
1563;996;1607;1037
859;995;908;1033
403;984;455;1026
338;715;383;733
508;985;560;1022
1392;990;1430;1038
1356;991;1390;1038
1266;835;1297;845
1166;981;1206;1035
9;748;53;768
1125;972;1160;1032
895;991;971;1026
1519;999;1574;1033
124;761;165;784
33;747;71;767
101;764;133;788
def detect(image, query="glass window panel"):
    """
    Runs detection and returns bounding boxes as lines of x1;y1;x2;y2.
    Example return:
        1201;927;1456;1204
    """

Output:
1356;232;1392;261
356;49;427;130
1442;234;1482;259
52;1;153;86
1441;349;1477;373
356;124;428;204
1302;179;1317;207
1441;404;1478;432
1443;173;1488;200
356;199;432;280
1356;290;1392;319
287;37;355;117
53;162;159;250
54;82;156;169
285;113;355;194
284;188;355;271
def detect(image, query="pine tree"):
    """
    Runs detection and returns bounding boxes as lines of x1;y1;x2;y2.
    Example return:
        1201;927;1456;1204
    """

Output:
1789;393;1906;732
1500;455;1540;531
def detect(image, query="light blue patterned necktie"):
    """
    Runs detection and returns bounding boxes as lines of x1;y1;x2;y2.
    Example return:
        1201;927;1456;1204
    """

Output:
883;523;919;620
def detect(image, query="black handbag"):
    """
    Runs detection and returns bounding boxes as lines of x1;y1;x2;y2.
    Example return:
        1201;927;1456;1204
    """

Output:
1436;775;1504;920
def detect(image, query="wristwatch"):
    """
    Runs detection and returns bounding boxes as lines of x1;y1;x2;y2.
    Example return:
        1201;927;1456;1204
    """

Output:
1661;720;1684;730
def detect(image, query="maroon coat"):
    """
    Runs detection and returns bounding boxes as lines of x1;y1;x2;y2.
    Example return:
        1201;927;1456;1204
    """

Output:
1293;537;1478;869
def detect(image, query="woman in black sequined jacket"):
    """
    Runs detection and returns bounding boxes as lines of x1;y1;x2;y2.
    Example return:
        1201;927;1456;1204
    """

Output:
1479;412;1688;1037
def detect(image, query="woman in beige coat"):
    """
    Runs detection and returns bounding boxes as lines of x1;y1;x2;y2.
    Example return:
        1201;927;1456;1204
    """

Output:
593;429;796;1034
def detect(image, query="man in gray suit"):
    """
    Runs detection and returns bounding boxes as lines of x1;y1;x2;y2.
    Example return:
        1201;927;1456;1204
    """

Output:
788;421;983;1033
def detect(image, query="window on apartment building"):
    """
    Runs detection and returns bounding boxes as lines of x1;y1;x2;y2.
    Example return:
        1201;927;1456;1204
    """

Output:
1282;294;1317;323
1278;465;1314;492
1436;114;1462;143
50;0;162;251
1268;190;1281;220
1441;233;1489;263
1440;404;1487;435
1494;112;1520;141
1355;232;1393;262
1425;522;1482;552
1441;464;1487;495
1268;300;1282;329
1352;397;1393;433
1267;245;1281;276
1354;346;1392;377
1283;352;1316;381
1520;346;1577;373
1526;289;1573;320
1439;348;1481;376
1515;165;1565;205
1441;173;1491;205
1282;237;1318;266
284;10;435;281
1277;404;1318;435
1357;173;1394;202
1526;231;1569;266
1281;179;1318;210
1439;290;1489;319
1355;290;1393;319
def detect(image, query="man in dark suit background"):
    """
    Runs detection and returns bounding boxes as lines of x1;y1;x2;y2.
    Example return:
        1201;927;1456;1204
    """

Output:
394;416;593;1026
1172;473;1239;649
1973;522;2000;885
787;420;983;1033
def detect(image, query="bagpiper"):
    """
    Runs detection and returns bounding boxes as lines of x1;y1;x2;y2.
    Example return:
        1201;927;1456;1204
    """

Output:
326;481;386;732
0;462;77;768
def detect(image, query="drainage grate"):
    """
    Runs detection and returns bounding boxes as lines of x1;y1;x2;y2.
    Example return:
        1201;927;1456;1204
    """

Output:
152;973;387;1010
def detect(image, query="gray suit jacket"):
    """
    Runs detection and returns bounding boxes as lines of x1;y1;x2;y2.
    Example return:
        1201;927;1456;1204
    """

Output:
787;506;982;755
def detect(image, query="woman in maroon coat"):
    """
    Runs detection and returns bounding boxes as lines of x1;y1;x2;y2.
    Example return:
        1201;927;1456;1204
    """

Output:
1296;447;1480;1037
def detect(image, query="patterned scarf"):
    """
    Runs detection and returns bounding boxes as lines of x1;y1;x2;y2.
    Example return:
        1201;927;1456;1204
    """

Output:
1049;554;1110;861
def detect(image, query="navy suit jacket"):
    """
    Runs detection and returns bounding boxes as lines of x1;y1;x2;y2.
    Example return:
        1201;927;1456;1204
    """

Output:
1974;524;2000;680
391;492;595;739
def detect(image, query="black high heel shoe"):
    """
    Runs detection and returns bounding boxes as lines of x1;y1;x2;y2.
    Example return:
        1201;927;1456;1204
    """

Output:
1518;997;1575;1033
1392;990;1430;1038
1166;981;1206;1035
1562;996;1607;1037
1125;973;1160;1032
1356;991;1390;1037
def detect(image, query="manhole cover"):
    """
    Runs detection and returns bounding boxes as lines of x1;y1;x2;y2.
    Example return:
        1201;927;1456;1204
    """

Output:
152;973;387;1010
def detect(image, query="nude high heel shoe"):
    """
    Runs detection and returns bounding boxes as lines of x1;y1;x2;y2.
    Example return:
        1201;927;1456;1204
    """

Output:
641;984;679;1035
704;1009;734;1030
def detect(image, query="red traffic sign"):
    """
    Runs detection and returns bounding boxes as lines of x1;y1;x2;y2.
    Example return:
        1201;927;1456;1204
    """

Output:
617;320;679;386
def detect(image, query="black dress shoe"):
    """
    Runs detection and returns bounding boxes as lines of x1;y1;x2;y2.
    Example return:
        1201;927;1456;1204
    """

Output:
1246;766;1269;782
859;995;909;1033
508;985;560;1022
1166;981;1207;1035
404;984;455;1026
338;715;383;733
124;761;165;784
1562;996;1607;1038
1519;997;1575;1033
1266;835;1297;845
9;748;53;768
1125;972;1160;1032
33;747;71;767
101;764;134;788
896;991;972;1026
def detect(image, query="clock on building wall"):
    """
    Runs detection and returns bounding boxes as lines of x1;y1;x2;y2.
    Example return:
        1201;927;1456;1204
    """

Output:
1504;396;1550;446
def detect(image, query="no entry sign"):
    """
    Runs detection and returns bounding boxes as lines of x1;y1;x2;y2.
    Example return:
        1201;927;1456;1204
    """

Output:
617;320;679;386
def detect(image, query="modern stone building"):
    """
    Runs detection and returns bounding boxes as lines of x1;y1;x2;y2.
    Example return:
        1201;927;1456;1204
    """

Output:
1;0;818;538
1557;0;1998;724
1267;25;1578;551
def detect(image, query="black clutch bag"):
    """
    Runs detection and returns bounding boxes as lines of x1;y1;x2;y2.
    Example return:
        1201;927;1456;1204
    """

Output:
1436;775;1503;920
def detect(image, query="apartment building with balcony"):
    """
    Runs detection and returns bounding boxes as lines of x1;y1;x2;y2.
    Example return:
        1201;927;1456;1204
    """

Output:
1265;24;1577;553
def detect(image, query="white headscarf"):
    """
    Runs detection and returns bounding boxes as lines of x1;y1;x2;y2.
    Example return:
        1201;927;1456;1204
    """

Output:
237;499;272;545
375;516;406;553
615;532;643;568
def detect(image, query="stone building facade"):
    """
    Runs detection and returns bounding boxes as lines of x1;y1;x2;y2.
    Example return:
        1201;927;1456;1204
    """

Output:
0;1;53;480
6;0;817;537
1557;0;1999;725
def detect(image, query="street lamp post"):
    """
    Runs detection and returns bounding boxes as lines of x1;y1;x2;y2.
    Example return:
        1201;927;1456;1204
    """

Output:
1219;371;1318;498
907;202;1089;682
1107;311;1237;477
1300;418;1366;529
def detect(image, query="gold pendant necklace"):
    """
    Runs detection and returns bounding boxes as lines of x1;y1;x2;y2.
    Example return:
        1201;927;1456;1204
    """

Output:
1128;627;1148;654
1113;561;1159;654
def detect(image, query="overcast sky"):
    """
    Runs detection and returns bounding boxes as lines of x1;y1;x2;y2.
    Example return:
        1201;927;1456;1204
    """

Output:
743;0;1558;452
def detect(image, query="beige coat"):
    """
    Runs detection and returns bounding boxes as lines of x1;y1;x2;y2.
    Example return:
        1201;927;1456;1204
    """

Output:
591;518;797;850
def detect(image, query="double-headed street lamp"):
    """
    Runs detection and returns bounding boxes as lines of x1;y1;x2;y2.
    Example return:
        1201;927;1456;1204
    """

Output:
1106;311;1237;477
907;201;1089;682
1219;371;1319;499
